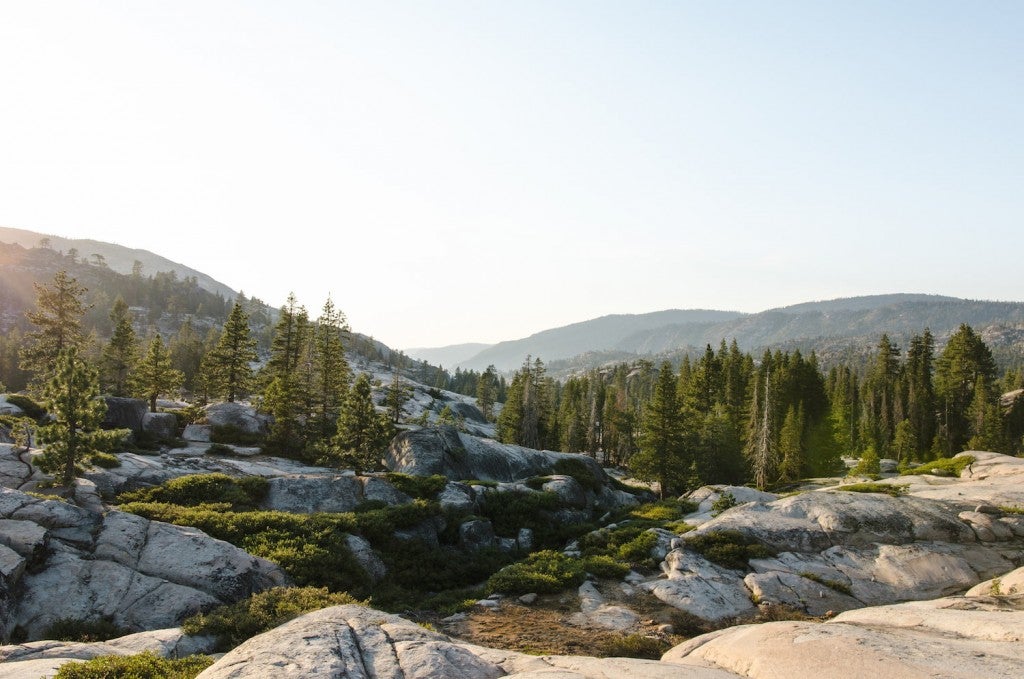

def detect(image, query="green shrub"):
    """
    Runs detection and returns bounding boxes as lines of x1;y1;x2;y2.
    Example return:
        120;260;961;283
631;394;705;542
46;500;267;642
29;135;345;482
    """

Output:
463;479;497;488
116;473;268;510
836;482;907;497
669;609;717;638
182;586;362;651
1000;505;1024;515
89;452;121;469
582;554;630;578
53;652;212;679
579;524;659;566
384;473;448;500
710;491;737;516
43;617;130;642
685;530;774;570
478;490;569;545
595;634;669;659
901;455;975;477
211;424;263;446
617;530;659;564
487;550;586;595
206;442;235;455
552;458;602;493
524;476;552;490
352;499;438;543
5;394;46;421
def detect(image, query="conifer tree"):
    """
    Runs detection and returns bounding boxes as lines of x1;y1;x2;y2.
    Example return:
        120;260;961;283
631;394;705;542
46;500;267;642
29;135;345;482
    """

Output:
310;297;351;440
132;335;184;412
35;347;107;487
101;297;138;396
745;363;778;490
334;374;390;473
21;270;90;389
966;377;1007;453
892;418;917;466
263;294;311;454
205;302;257;402
631;361;688;499
168;317;205;394
935;324;996;453
384;370;412;424
476;365;498;421
777;405;804;483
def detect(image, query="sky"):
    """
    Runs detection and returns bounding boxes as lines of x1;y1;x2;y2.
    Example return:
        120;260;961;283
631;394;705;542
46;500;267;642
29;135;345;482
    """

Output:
1;1;1021;350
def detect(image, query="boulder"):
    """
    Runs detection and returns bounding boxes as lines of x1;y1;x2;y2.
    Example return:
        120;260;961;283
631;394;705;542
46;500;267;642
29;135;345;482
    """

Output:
142;412;178;440
204;402;266;435
0;487;288;639
260;475;412;513
182;424;212;442
967;566;1024;596
641;550;756;622
569;581;640;631
744;571;861;616
446;401;488;424
102;397;148;434
459;518;497;551
437;482;476;513
542;475;588;509
194;604;737;679
344;534;387;583
385;426;606;485
0;395;24;416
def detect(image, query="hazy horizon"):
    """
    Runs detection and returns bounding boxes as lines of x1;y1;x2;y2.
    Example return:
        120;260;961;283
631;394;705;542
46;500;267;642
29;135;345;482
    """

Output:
2;2;1021;348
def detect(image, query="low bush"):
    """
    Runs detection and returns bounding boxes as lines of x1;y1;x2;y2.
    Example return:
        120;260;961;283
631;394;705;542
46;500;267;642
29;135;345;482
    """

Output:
384;472;447;500
579;524;659;567
4;394;46;421
710;491;737;516
669;609;718;638
552;458;602;493
836;482;907;497
486;550;586;595
43;617;130;642
582;554;630;578
181;586;362;651
799;571;852;595
116;473;268;510
685;530;774;570
211;424;263;446
89;452;121;469
53;652;213;679
595;633;669;659
901;455;975;477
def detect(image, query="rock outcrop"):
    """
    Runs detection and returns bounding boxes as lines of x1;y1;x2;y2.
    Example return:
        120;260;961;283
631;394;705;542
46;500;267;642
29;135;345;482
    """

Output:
101;397;148;435
202;402;267;435
0;487;287;640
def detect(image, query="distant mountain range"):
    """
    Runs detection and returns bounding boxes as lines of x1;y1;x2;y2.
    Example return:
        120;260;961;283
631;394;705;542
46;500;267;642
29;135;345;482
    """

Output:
0;226;237;299
408;295;1024;372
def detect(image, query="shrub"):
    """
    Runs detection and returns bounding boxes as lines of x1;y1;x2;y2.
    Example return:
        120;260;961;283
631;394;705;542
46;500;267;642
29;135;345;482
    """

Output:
595;634;669;659
487;550;586;595
206;442;235;455
53;652;212;679
582;554;630;579
182;586;362;651
552;458;602;493
89;452;121;469
524;476;552;490
43;617;130;642
579;524;659;566
116;473;268;510
384;473;447;500
901;455;975;477
5;394;46;421
799;572;852;595
685;530;774;570
836;482;907;497
710;491;737;516
669;610;718;638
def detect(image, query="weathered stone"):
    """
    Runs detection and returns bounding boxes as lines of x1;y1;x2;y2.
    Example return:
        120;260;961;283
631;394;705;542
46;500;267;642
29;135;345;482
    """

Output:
960;510;1015;542
744;571;861;616
459;518;497;551
967;566;1024;596
102;397;148;434
182;424;212;442
344;534;386;583
204;402;266;435
542;475;588;509
438;481;476;513
516;527;534;551
0;518;48;561
142;412;178;440
640;550;755;622
262;475;379;513
570;581;640;631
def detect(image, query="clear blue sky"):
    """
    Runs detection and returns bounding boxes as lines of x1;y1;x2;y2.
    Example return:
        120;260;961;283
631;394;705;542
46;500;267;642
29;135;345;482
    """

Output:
1;1;1021;348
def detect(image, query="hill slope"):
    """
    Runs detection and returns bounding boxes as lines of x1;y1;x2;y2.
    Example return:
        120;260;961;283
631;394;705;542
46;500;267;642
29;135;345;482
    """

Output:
0;225;237;299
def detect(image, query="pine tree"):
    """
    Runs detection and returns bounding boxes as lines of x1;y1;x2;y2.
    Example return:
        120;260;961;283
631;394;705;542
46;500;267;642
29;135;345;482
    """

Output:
168;317;205;394
35;347;108;487
310;297;351;441
101;297;138;396
892;418;917;466
631;361;689;499
334;374;390;473
966;377;1007;453
745;363;777;490
262;294;311;454
384;370;412;424
476;365;498;422
21;270;90;389
935;324;997;454
205;302;258;402
777;405;804;483
132;334;184;412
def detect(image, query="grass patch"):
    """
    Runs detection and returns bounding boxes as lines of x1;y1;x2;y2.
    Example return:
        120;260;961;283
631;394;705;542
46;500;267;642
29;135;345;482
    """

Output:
181;586;362;651
799;572;852;595
836;482;907;497
53;652;213;679
902;455;975;477
685;530;774;570
116;473;268;510
384;473;448;500
43;617;130;643
595;633;669;659
1000;505;1024;515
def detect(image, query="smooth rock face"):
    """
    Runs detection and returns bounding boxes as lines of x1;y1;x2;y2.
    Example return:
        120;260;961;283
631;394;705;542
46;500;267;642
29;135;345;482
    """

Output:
181;424;212;442
343;534;387;583
195;604;736;679
664;594;1024;679
642;551;756;622
0;487;288;639
261;475;409;513
685;486;780;526
969;566;1024;596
